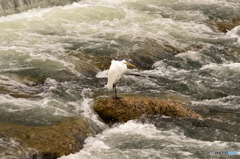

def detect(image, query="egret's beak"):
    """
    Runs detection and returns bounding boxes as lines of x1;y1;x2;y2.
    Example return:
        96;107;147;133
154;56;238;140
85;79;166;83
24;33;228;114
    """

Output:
125;62;135;67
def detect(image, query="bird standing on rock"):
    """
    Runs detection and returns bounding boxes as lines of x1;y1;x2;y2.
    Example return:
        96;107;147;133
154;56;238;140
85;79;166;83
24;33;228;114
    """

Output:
107;60;135;99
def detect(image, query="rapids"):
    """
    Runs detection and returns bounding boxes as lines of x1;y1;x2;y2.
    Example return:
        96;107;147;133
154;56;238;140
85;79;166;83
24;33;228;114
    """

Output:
0;0;240;158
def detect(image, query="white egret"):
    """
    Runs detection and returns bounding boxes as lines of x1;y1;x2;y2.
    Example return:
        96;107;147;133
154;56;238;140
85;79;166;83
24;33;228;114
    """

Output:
107;60;135;99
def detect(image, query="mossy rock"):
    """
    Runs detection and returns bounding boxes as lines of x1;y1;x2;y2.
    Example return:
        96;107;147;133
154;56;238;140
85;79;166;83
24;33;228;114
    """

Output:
0;117;93;158
94;97;202;123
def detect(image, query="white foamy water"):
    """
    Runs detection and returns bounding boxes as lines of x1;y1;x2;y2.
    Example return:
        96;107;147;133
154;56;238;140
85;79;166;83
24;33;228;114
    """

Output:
227;25;240;44
200;62;240;73
0;138;38;158
192;95;240;108
59;120;240;159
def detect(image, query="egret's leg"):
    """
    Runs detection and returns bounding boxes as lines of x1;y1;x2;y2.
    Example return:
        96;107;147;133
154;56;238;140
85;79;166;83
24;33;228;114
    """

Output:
112;84;120;99
113;84;121;99
112;84;115;99
115;84;117;99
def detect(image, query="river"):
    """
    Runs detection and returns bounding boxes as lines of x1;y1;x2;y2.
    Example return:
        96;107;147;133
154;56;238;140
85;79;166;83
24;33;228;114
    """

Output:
0;0;240;158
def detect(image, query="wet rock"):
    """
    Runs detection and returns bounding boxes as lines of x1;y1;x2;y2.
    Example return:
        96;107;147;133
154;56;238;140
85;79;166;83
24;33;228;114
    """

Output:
0;117;93;158
94;96;202;123
206;18;240;33
0;76;35;98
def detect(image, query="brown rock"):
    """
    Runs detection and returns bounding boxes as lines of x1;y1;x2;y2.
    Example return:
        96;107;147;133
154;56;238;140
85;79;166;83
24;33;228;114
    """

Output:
206;18;240;33
0;117;93;158
94;97;202;123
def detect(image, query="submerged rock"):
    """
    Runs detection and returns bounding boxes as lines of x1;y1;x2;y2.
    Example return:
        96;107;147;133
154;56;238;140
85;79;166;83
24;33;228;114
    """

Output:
206;18;240;33
0;76;35;98
0;117;93;158
94;96;202;123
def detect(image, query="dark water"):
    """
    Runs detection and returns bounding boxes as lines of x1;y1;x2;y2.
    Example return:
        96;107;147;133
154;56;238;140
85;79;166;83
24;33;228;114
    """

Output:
0;0;240;158
0;0;81;16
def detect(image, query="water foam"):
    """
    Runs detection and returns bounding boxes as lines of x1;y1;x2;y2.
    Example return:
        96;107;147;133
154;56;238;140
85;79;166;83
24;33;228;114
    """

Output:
192;95;240;108
59;120;239;159
76;88;107;129
0;137;38;158
227;24;240;44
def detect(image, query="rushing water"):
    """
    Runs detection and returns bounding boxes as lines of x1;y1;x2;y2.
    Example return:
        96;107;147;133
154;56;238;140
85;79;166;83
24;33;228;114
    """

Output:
0;0;80;16
0;0;240;158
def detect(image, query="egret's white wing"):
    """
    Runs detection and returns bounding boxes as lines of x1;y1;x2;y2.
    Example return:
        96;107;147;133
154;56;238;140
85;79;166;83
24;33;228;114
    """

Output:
107;60;128;90
107;66;120;90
